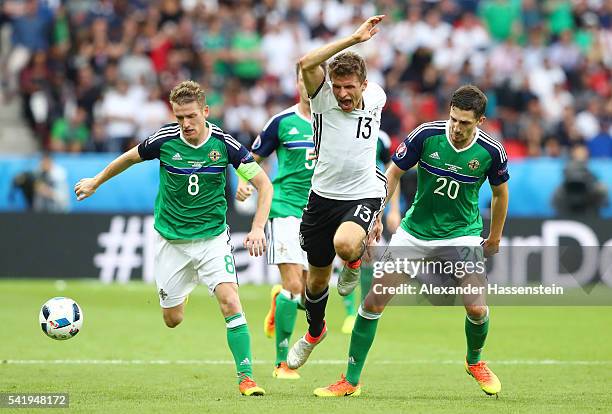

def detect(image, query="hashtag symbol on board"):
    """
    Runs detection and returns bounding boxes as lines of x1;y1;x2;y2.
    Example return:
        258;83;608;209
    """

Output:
94;216;144;283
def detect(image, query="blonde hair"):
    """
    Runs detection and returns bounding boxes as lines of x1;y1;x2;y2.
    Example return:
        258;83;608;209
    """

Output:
169;80;206;107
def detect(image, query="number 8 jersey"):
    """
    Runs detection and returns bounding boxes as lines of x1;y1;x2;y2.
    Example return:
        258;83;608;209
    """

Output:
310;80;387;201
392;120;510;240
138;122;257;240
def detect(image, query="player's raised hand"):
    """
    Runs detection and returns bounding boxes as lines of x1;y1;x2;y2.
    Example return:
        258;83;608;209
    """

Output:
74;178;98;201
235;181;254;202
352;15;385;43
244;227;266;257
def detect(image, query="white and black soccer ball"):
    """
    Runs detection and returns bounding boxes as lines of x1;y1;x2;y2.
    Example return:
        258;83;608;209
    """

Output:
39;297;83;340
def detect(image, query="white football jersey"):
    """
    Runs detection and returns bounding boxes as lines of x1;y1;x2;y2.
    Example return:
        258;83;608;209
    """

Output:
310;80;388;200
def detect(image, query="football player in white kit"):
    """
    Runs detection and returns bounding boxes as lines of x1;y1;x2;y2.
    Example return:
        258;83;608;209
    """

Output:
287;15;388;371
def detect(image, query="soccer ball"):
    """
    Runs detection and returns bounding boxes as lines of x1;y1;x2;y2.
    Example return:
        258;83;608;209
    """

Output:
39;297;83;340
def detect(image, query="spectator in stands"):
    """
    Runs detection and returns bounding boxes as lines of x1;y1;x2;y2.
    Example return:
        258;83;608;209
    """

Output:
118;38;156;86
1;0;610;161
230;14;264;87
3;0;53;100
50;106;89;153
32;153;70;213
97;78;139;152
19;50;52;146
553;144;608;217
136;85;172;141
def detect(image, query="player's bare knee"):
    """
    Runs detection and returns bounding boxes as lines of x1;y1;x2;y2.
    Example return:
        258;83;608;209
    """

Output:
218;297;242;316
363;295;386;314
365;302;385;314
280;265;304;295
465;305;487;320
333;236;358;261
163;312;183;328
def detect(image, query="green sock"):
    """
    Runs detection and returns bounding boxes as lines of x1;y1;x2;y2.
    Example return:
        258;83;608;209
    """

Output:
360;265;374;303
465;310;490;365
346;312;380;386
275;292;298;365
225;313;253;382
342;291;357;316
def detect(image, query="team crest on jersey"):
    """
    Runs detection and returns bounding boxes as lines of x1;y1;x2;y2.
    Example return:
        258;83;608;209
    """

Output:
395;142;407;159
468;159;480;170
209;150;221;161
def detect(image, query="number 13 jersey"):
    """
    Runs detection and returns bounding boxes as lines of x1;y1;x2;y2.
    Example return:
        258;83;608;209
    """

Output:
310;80;387;201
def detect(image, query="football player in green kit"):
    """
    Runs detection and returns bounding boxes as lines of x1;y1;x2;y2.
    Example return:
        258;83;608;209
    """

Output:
314;85;509;397
75;80;272;397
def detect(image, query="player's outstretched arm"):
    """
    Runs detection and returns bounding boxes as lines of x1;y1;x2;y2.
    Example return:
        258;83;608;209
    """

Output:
299;14;385;96
483;182;509;257
243;170;273;257
74;146;143;201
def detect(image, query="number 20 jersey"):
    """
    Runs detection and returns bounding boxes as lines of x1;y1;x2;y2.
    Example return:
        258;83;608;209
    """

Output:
393;120;510;240
310;80;387;201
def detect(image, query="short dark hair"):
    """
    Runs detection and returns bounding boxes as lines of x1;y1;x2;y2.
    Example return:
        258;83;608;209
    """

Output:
328;51;367;83
450;85;487;119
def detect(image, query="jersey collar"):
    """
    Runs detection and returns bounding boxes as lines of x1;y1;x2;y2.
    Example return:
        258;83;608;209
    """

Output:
179;121;212;149
444;120;480;153
294;104;311;124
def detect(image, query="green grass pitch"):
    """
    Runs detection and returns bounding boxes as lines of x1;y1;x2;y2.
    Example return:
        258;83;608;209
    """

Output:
1;280;611;413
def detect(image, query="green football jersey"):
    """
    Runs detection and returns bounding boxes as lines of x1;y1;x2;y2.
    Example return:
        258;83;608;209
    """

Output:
392;120;509;240
251;105;314;219
138;122;256;240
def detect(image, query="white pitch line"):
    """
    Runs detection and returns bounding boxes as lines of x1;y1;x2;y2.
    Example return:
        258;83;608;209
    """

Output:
2;359;611;366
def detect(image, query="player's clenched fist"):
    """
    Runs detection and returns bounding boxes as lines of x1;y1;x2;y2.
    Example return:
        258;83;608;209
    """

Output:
74;178;98;201
235;181;254;202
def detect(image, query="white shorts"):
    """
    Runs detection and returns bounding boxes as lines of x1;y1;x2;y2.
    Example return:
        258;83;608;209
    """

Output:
266;216;308;269
154;228;238;308
388;227;484;262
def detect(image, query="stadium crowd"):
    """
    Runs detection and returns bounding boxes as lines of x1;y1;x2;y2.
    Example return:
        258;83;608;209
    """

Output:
2;0;611;157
